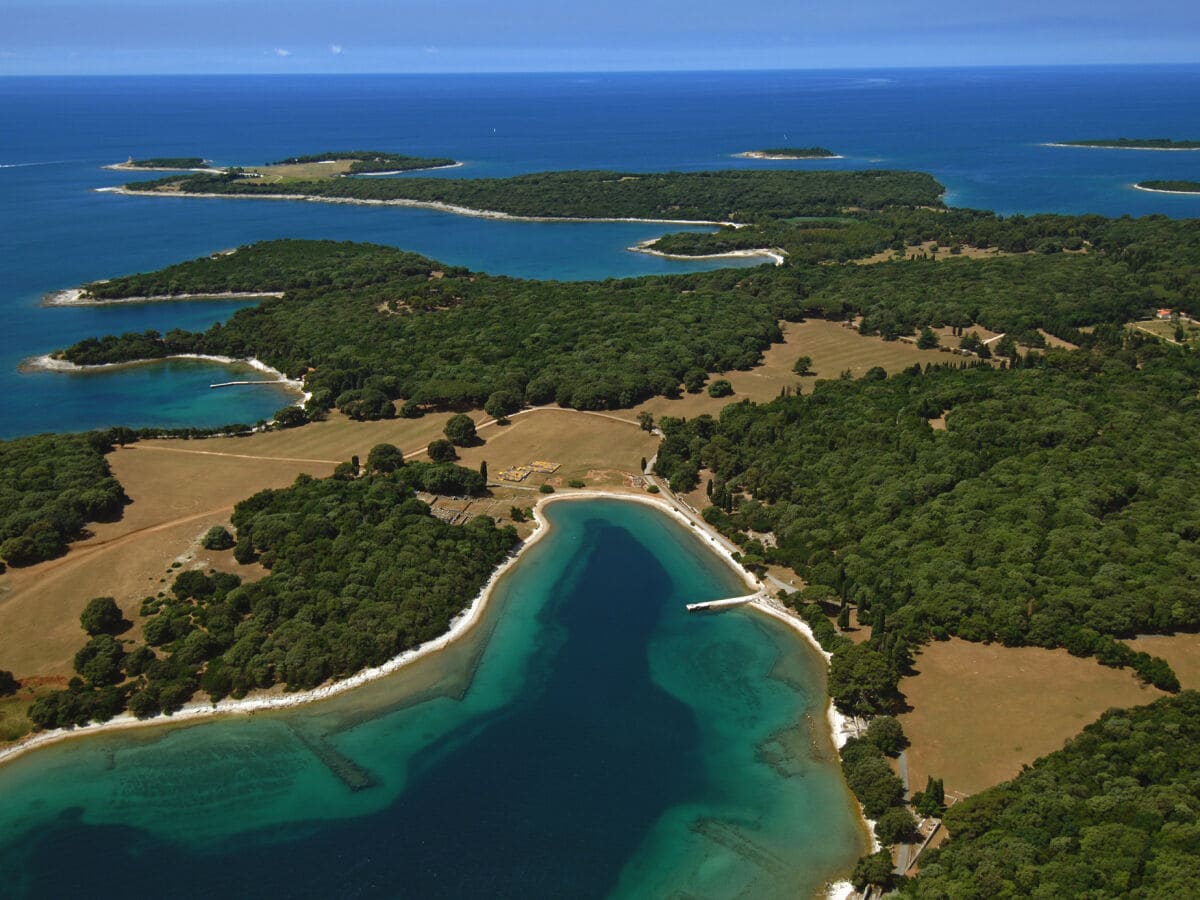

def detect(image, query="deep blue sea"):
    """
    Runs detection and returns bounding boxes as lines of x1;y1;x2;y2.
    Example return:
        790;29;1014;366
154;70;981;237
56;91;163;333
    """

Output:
2;66;1199;437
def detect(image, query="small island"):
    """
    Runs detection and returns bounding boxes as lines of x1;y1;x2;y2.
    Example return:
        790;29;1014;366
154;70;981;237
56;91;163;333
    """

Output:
1050;138;1200;151
105;156;211;171
267;150;460;174
735;147;839;160
1134;179;1200;194
106;150;460;178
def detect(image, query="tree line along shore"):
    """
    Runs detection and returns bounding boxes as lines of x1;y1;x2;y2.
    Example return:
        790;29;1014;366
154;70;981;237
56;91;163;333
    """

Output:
6;164;1200;893
110;150;459;175
1136;179;1200;194
1051;138;1200;149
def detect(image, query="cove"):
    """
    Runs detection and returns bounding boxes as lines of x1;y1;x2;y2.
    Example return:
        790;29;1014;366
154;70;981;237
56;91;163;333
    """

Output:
0;498;866;898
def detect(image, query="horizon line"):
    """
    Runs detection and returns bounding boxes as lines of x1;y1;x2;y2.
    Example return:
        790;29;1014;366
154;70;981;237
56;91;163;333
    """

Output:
4;61;1200;78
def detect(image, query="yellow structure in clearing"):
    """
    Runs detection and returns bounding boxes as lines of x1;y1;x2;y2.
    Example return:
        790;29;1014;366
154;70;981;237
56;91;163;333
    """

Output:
498;465;532;483
529;460;561;474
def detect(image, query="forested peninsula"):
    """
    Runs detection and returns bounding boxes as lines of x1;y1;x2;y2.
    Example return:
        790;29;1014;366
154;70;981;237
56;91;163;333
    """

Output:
267;150;459;173
1055;138;1200;150
56;188;1200;419
116;157;207;170
119;168;944;221
28;455;517;727
1136;180;1200;194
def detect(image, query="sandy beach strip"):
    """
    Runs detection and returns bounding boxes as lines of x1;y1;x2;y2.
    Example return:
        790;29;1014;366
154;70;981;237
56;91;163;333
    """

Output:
96;186;748;229
22;352;305;401
1132;183;1200;195
733;151;844;160
102;163;226;173
43;288;285;307
1041;142;1200;151
0;491;790;765
629;237;786;266
356;161;465;176
0;491;657;769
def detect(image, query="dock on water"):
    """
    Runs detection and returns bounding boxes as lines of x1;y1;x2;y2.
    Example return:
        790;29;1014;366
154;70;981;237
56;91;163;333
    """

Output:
209;380;281;388
686;593;762;613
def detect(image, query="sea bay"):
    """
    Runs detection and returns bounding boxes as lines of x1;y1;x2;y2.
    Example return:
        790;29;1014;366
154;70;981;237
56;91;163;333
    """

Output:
0;499;867;899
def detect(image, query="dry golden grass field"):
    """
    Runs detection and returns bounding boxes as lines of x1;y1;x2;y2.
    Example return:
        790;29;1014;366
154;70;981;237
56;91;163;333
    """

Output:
897;639;1163;797
631;319;958;421
245;160;356;180
1129;633;1200;690
853;240;1009;265
0;409;654;716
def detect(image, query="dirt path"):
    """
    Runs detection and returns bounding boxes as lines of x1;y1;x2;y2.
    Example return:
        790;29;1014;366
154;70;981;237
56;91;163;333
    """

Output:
12;505;236;582
132;444;341;465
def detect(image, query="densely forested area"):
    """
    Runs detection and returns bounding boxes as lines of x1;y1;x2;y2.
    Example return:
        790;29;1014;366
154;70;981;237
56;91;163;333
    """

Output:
28;455;517;728
127;169;946;221
655;207;1200;338
267;150;457;173
908;692;1200;898
58;202;1200;418
657;341;1199;703
0;432;127;568
60;241;792;415
649;217;894;264
78;240;449;301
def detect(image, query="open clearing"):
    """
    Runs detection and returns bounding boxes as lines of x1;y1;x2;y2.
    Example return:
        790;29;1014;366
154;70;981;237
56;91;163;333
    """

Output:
853;241;1009;265
897;638;1163;797
0;409;653;703
631;318;960;421
1129;633;1200;689
1131;317;1200;347
245;160;355;180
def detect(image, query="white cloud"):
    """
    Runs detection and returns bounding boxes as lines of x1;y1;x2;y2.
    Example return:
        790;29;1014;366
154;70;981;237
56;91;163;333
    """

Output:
424;45;438;55
274;47;291;57
331;44;343;55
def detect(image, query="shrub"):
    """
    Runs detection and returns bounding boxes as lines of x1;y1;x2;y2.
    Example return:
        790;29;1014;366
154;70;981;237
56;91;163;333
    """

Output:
427;439;458;462
539;484;555;494
875;805;918;844
444;413;478;446
707;379;734;398
80;596;124;636
201;526;235;551
367;442;405;474
273;405;307;428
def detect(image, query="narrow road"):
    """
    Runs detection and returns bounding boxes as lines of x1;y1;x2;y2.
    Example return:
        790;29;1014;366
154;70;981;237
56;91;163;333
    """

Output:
894;749;913;875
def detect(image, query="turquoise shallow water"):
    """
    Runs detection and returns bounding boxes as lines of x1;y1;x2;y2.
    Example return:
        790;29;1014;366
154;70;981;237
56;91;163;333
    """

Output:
0;499;866;898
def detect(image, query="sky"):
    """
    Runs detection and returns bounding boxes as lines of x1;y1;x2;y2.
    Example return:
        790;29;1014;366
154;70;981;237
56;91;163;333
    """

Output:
1;0;1199;75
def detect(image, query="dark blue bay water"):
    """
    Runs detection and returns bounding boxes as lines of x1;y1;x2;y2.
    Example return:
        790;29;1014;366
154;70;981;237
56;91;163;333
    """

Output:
2;66;1200;435
0;500;867;898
